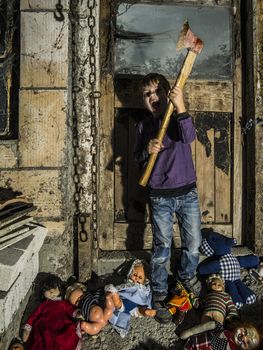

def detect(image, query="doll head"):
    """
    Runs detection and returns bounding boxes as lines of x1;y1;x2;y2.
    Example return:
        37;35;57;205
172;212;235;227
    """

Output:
65;282;87;306
207;274;225;293
233;324;260;350
41;274;63;300
128;260;149;285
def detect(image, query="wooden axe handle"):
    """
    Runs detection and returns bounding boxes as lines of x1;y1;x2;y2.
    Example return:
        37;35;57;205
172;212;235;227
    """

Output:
139;50;197;187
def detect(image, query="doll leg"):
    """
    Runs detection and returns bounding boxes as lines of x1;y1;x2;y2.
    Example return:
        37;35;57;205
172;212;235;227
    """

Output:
103;293;115;320
80;320;104;336
81;305;108;335
108;291;123;310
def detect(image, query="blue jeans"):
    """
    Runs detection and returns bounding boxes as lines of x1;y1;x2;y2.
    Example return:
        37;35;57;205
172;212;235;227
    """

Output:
150;188;201;294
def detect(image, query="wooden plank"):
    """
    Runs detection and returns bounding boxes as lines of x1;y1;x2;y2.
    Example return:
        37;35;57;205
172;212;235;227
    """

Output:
215;114;231;223
196;127;215;223
98;73;115;250
0;206;36;227
127;110;150;223
115;79;233;112
232;0;242;243
0;216;31;238
0;227;31;250
0;225;30;243
113;223;233;250
114;110;128;222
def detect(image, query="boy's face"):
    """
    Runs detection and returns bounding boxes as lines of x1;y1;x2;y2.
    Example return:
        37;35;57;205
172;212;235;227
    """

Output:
142;81;168;118
130;265;146;284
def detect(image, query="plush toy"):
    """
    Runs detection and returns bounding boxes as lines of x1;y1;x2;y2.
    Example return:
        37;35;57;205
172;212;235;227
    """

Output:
165;281;199;326
198;230;259;309
180;274;238;340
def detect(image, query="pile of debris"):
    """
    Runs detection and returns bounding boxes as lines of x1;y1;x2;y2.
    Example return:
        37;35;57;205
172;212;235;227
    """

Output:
0;188;37;250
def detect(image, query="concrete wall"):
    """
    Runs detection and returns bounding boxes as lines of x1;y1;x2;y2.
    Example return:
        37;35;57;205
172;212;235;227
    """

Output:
0;0;75;279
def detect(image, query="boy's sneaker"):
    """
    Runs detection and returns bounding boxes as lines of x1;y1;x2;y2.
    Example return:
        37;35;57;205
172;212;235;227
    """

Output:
180;275;202;297
152;292;172;324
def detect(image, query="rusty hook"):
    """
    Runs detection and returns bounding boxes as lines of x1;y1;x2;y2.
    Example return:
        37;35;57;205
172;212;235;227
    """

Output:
54;1;65;22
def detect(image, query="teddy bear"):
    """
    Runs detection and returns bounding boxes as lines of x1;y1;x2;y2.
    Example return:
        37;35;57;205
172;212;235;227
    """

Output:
197;230;259;309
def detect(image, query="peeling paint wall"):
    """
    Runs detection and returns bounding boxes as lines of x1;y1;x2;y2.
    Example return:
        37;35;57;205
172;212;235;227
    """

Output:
0;0;75;278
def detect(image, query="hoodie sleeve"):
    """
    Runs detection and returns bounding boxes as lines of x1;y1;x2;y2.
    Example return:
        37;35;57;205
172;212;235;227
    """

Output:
133;121;149;169
177;112;196;144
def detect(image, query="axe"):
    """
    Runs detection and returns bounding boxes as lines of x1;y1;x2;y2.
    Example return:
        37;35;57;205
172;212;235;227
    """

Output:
138;21;204;187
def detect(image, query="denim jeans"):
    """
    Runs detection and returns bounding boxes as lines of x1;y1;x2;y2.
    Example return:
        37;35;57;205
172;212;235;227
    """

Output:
150;188;201;294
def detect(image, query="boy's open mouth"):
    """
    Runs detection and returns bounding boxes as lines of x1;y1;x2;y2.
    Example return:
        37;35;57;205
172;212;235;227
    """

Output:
151;101;160;110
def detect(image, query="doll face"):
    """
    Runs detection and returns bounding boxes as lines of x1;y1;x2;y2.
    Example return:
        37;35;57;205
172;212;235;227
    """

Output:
44;287;60;300
233;326;259;349
130;265;146;284
142;81;168;118
209;278;224;292
69;288;84;306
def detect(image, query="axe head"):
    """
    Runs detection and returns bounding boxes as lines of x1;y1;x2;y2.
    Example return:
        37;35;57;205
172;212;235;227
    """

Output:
176;21;204;54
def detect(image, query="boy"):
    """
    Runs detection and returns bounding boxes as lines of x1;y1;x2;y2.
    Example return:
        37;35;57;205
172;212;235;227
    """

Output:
134;73;202;322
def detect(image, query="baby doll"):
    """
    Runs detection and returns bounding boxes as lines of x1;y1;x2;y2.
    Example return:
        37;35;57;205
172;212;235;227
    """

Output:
180;274;238;340
183;320;260;350
104;259;156;337
65;282;115;335
18;273;82;350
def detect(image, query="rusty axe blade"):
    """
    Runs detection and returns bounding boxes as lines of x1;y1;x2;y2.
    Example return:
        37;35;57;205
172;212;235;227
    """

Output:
139;21;204;187
176;20;204;54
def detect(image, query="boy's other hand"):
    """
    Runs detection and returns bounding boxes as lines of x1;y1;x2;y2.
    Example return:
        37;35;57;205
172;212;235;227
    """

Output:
169;86;186;114
147;139;163;154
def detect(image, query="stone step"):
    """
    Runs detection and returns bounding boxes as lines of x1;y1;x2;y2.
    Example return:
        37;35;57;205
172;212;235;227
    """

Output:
96;246;257;276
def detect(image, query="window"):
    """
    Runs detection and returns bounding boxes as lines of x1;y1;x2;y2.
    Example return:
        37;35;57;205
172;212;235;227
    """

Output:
115;3;232;79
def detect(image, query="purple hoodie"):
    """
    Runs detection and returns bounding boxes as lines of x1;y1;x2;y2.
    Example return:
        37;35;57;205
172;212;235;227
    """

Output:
134;112;196;190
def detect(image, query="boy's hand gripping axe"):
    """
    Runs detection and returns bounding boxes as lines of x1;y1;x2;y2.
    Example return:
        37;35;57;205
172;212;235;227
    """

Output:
138;21;204;187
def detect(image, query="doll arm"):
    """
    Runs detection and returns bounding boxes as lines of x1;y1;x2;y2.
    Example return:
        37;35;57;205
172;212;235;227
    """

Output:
22;324;32;343
138;306;156;317
180;320;217;340
226;296;238;318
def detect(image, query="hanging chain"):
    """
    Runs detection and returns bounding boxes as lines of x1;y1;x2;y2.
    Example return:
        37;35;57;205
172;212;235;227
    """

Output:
242;117;262;134
71;0;100;249
88;0;101;249
54;0;65;22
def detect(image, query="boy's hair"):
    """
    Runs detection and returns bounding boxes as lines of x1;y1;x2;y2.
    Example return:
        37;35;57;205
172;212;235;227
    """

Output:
139;73;170;94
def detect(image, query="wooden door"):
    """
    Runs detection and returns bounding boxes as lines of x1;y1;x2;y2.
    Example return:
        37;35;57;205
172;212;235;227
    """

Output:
99;0;242;251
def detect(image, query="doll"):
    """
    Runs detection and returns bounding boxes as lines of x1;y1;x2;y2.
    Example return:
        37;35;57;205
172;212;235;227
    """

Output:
180;274;238;340
164;281;199;326
16;273;82;350
104;259;156;337
65;282;115;335
183;320;260;350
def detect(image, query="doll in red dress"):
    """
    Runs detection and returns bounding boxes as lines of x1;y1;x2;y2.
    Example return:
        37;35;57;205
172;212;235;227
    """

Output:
10;274;82;350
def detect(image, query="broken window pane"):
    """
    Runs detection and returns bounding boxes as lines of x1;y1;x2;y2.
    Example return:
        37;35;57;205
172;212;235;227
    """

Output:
115;3;232;79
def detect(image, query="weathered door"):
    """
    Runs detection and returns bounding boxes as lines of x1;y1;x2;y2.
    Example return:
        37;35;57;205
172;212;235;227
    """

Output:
99;0;242;251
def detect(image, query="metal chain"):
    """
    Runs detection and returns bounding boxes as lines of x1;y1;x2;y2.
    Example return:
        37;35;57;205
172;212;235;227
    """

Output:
88;0;100;249
54;0;65;22
70;0;100;250
242;117;262;134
